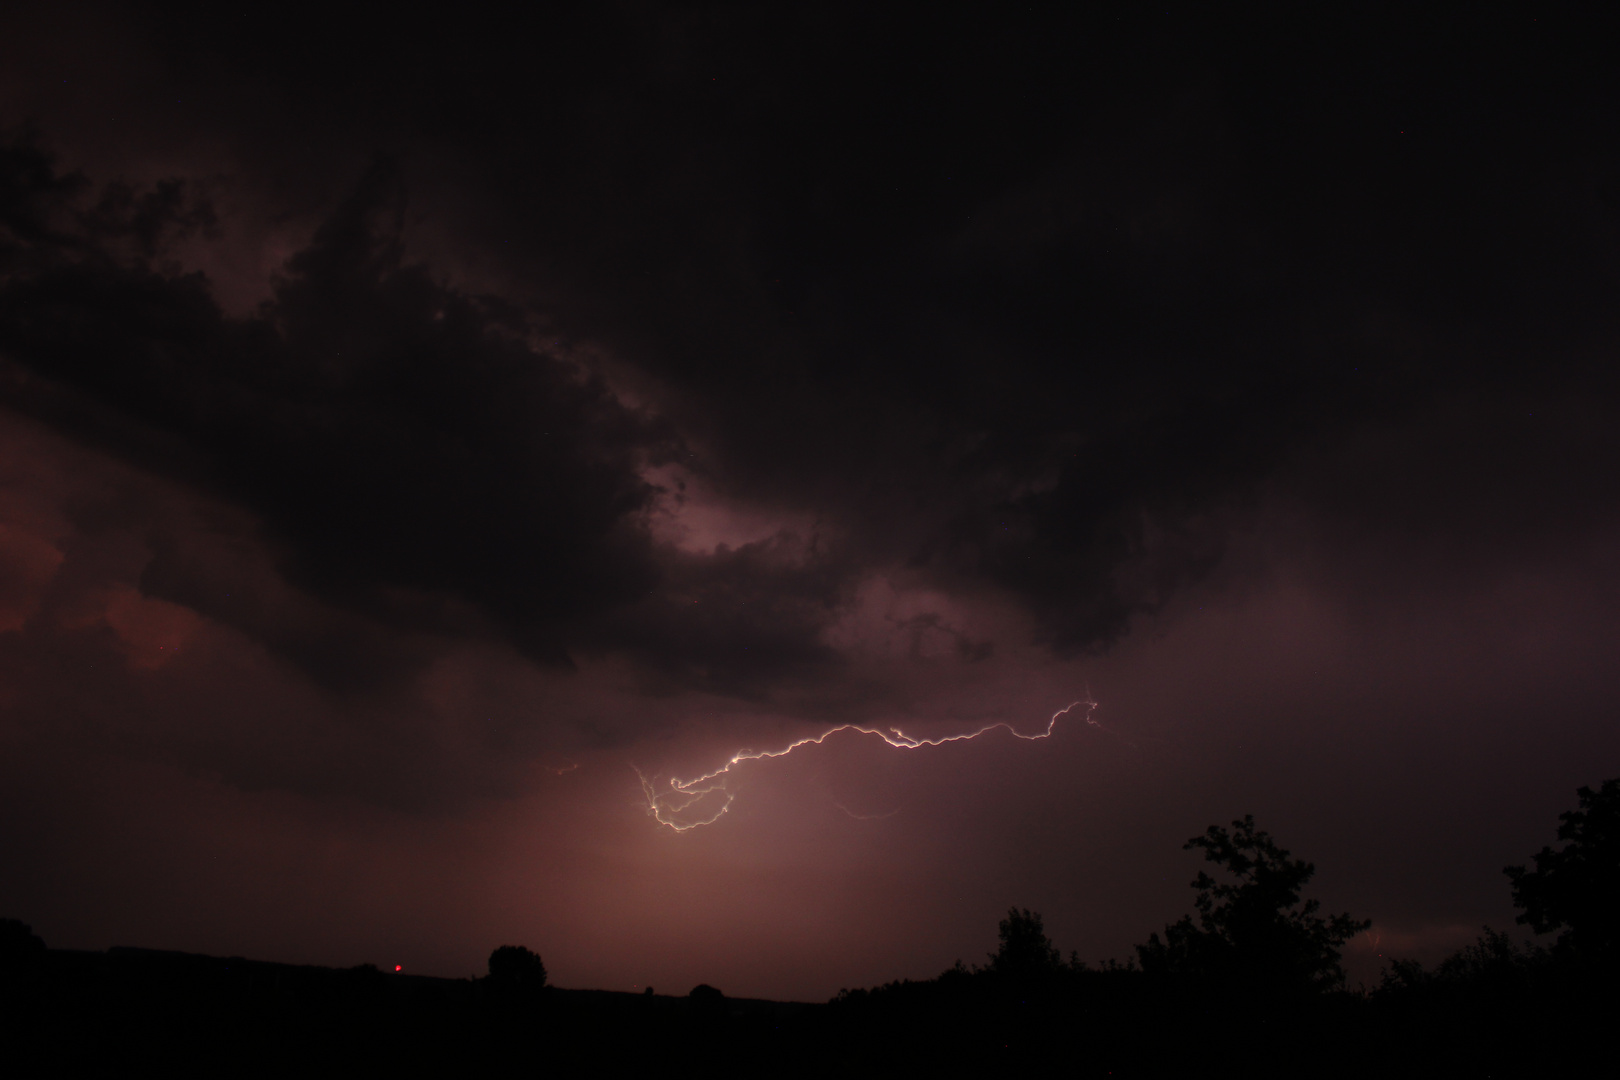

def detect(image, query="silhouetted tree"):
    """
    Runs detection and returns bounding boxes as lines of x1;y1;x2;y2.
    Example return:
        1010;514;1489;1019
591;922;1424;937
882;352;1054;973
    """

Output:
486;945;547;994
1138;815;1369;995
1504;777;1620;961
988;908;1062;978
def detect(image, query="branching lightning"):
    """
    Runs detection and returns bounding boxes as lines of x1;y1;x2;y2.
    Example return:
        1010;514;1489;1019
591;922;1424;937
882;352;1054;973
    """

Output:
637;698;1098;832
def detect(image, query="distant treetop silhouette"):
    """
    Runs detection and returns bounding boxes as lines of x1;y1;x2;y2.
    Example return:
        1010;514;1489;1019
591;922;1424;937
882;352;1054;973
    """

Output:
988;908;1063;978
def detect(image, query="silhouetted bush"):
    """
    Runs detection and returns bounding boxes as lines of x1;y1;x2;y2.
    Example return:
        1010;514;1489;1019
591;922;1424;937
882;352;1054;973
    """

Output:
0;919;45;970
1377;926;1548;997
486;945;547;994
687;983;725;1015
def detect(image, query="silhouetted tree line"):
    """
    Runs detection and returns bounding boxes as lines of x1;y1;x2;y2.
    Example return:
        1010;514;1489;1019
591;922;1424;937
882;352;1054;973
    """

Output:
3;778;1616;1077
825;777;1620;1077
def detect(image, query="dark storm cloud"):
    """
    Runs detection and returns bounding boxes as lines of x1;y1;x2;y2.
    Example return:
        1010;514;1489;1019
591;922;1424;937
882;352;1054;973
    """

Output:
0;143;680;685
318;3;1618;654
3;3;1619;691
589;530;849;696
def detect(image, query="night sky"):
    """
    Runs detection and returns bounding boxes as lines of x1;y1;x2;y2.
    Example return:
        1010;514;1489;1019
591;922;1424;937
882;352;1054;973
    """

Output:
2;3;1618;1000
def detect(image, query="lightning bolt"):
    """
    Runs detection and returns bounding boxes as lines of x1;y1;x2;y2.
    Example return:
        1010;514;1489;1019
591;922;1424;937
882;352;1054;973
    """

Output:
637;698;1098;832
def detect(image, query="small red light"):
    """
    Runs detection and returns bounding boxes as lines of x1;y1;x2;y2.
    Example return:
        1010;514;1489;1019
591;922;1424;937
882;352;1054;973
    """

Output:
394;965;402;972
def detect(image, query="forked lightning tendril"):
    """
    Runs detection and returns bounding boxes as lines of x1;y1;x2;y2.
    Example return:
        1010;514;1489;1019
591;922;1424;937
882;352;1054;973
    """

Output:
636;698;1098;832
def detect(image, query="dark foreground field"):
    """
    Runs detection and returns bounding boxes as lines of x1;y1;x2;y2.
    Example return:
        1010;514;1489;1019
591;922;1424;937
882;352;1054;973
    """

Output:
1;933;1614;1079
1;944;820;1076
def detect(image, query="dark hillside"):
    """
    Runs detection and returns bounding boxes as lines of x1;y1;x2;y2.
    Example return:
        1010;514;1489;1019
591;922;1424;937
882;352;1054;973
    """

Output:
1;944;826;1077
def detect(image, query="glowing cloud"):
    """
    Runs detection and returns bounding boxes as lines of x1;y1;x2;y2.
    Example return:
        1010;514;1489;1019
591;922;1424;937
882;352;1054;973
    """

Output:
637;698;1098;832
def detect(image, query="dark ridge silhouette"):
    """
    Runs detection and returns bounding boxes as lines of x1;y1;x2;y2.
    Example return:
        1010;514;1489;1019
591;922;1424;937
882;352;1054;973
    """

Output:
4;781;1616;1077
